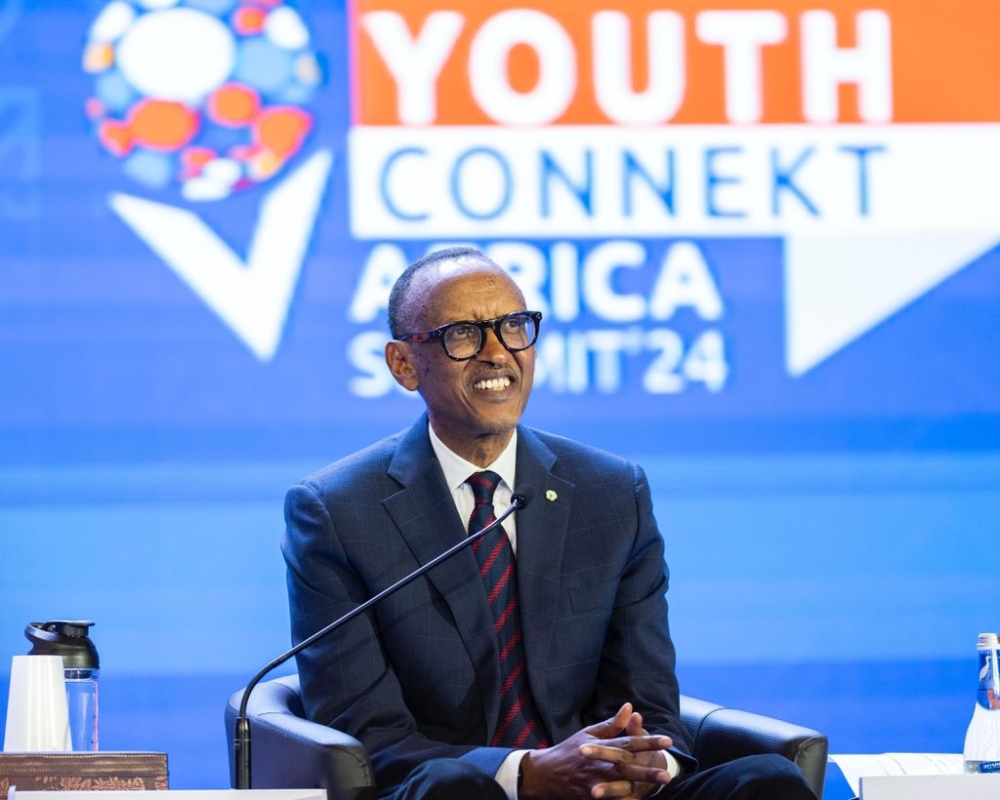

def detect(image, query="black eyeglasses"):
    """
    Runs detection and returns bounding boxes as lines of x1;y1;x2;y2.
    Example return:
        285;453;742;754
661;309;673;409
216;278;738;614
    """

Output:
398;311;543;361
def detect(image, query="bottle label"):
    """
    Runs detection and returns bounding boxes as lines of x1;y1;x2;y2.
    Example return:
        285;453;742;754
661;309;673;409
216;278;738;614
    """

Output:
978;760;1000;774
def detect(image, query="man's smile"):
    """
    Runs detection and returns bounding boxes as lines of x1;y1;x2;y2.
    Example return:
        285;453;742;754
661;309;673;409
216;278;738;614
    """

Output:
473;376;513;391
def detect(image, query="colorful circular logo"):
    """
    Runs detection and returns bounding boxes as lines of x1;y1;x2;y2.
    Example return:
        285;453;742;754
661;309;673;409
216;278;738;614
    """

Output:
83;0;322;201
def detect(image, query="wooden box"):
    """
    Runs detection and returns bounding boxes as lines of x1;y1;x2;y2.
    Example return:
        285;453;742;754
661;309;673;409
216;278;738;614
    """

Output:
0;753;167;799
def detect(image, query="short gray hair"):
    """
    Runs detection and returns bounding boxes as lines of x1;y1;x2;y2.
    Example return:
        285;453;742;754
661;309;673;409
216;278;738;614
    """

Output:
387;246;490;338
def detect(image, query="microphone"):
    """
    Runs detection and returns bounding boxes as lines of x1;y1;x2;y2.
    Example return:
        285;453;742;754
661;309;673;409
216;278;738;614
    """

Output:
234;485;535;789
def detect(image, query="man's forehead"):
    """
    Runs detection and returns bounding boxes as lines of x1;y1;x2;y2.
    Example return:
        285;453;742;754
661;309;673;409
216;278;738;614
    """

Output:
428;253;498;279
435;255;479;278
399;257;523;330
411;257;510;296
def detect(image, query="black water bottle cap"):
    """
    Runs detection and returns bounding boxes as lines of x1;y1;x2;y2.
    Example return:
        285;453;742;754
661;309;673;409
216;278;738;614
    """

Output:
25;620;100;670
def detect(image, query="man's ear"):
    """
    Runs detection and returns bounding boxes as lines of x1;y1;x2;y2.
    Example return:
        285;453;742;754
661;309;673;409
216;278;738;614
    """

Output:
385;340;420;391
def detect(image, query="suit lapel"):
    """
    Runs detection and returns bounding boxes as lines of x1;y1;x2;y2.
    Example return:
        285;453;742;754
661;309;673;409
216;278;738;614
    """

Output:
383;417;503;731
514;427;574;723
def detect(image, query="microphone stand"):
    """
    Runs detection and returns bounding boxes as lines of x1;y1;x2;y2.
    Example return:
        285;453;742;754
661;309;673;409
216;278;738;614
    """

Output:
234;493;529;789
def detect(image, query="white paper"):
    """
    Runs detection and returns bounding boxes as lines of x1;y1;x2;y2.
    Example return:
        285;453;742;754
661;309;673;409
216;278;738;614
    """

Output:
829;753;964;794
861;773;1000;800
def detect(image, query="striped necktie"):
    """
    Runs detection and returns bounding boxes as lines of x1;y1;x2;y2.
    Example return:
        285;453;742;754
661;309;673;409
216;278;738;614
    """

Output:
467;470;548;748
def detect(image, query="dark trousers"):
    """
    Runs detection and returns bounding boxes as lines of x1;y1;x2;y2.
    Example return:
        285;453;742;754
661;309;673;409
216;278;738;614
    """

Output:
389;753;817;799
665;754;818;800
388;759;506;800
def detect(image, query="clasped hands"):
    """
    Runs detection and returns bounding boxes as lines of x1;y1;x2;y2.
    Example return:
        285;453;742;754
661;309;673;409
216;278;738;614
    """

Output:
519;703;673;800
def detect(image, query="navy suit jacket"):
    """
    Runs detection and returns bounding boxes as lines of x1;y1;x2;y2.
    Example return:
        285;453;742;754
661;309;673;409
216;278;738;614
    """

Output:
283;416;694;795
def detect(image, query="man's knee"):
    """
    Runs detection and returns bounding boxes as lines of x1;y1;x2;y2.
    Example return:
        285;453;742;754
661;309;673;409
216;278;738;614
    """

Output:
729;754;816;798
673;754;816;799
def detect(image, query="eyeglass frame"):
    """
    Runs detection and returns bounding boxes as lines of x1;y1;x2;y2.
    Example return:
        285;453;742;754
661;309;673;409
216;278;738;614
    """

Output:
396;311;543;361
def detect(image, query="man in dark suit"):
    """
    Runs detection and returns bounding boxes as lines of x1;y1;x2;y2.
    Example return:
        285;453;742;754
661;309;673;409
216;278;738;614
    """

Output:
283;247;816;799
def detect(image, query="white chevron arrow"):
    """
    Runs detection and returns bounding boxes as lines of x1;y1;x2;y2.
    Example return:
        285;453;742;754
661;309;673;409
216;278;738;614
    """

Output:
110;149;333;361
785;231;998;376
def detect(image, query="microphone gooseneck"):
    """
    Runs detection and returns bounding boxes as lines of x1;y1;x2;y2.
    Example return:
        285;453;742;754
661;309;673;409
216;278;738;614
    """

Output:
234;484;534;789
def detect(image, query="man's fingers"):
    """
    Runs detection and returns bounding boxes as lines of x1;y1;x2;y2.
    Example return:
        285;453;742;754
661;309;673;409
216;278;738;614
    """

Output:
589;778;636;798
577;716;673;799
625;711;646;738
590;768;673;799
584;703;634;739
580;736;673;761
580;733;673;799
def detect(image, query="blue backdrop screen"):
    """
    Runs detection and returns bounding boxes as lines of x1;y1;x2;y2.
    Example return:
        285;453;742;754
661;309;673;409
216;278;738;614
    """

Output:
1;0;998;788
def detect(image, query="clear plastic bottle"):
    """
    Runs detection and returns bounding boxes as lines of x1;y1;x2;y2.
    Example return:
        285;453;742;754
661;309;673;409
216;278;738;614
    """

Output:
25;621;100;751
963;632;1000;774
64;663;100;751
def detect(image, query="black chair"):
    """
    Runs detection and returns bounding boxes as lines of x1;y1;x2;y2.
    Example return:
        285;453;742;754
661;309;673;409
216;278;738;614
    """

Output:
226;674;828;799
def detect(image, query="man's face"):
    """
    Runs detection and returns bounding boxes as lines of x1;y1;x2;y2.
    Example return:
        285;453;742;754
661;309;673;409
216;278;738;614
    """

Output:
386;259;536;460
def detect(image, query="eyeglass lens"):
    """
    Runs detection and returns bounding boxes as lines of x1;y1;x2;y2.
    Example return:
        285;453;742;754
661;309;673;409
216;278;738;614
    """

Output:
444;313;537;358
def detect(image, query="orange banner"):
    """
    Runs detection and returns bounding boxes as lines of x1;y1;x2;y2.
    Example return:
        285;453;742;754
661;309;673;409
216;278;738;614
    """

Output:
350;0;1000;125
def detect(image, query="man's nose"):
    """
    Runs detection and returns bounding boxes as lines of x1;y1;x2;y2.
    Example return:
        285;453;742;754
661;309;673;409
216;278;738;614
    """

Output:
477;325;508;362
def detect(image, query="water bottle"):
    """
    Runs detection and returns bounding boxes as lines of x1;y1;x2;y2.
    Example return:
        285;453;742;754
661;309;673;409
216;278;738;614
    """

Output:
25;620;100;751
963;632;1000;774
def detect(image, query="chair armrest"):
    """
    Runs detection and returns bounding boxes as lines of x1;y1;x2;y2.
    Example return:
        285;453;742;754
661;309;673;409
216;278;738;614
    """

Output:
680;695;828;799
224;680;826;800
225;674;376;800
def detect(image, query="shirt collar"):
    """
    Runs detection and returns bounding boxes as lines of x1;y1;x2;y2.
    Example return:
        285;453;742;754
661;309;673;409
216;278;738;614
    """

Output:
428;422;518;492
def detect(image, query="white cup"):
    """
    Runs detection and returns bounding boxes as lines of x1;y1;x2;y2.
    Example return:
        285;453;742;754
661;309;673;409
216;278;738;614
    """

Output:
3;655;72;751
